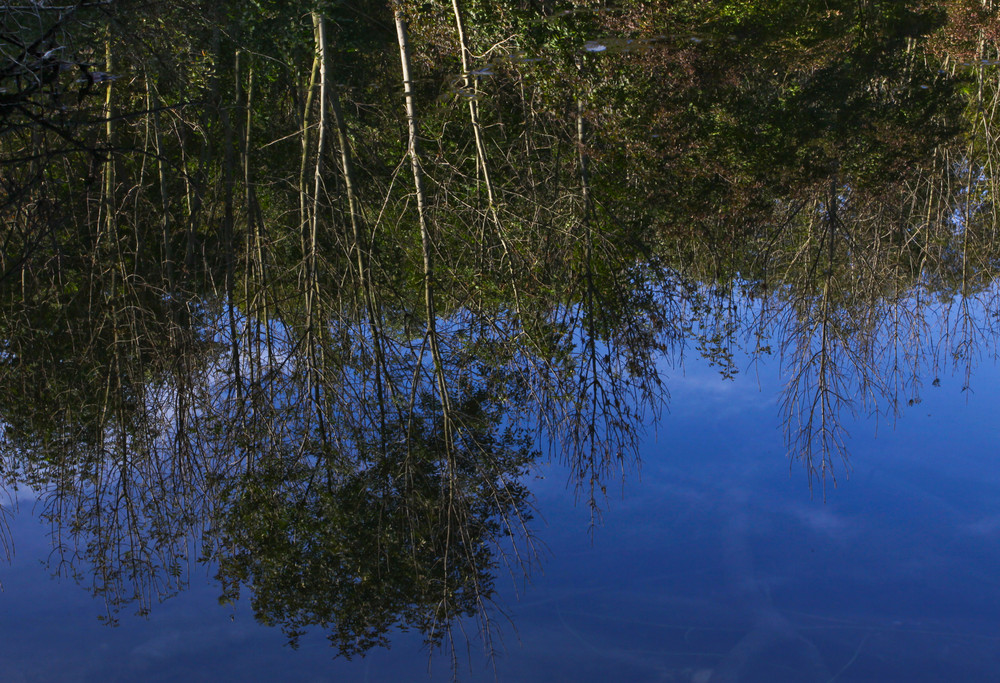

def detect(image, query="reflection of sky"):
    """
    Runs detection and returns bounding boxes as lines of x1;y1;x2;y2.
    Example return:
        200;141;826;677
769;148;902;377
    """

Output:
4;349;1000;681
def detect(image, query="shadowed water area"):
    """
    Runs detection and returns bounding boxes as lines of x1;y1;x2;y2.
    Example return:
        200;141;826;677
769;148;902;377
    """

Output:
3;1;1000;680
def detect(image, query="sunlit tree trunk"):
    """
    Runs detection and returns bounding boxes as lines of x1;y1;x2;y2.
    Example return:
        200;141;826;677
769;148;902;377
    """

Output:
394;8;453;455
394;9;466;657
305;11;330;446
298;41;320;293
449;0;520;309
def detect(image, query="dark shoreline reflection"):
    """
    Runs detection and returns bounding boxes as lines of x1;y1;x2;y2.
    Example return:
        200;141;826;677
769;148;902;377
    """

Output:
3;0;1000;677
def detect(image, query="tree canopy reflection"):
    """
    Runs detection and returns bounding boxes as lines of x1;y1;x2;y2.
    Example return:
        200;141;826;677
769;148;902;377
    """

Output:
1;0;999;665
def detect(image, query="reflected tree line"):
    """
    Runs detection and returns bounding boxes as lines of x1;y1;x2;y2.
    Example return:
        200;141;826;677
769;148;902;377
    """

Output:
1;0;999;663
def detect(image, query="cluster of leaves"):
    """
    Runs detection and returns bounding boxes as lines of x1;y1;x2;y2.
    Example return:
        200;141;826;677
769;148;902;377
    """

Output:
214;385;535;655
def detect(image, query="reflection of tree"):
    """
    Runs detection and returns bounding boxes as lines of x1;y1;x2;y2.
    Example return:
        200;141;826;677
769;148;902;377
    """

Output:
0;279;211;622
0;0;999;667
746;135;1000;491
214;383;534;658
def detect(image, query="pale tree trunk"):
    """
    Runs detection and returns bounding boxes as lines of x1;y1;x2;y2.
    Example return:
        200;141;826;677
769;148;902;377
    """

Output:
298;41;320;292
450;0;520;309
306;11;330;445
394;8;453;454
394;12;462;651
101;36;116;252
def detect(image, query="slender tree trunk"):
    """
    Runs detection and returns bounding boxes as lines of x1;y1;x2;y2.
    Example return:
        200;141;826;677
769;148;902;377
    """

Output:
394;13;460;625
101;36;116;248
307;11;330;445
395;8;453;455
450;0;520;309
298;44;320;291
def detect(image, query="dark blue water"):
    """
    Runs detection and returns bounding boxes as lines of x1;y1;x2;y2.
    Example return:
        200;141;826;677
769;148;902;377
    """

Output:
4;351;1000;681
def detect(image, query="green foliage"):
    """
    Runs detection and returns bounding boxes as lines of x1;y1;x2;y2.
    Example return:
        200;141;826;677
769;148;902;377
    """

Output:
214;384;535;654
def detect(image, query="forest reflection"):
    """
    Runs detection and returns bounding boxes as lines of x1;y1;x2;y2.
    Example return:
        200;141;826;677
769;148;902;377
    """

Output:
2;0;1000;665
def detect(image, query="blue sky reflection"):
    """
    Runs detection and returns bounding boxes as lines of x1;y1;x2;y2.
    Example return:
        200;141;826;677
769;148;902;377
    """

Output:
3;346;1000;681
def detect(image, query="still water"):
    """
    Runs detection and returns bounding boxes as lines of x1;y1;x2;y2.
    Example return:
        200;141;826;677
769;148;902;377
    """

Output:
5;1;1000;680
4;346;999;682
